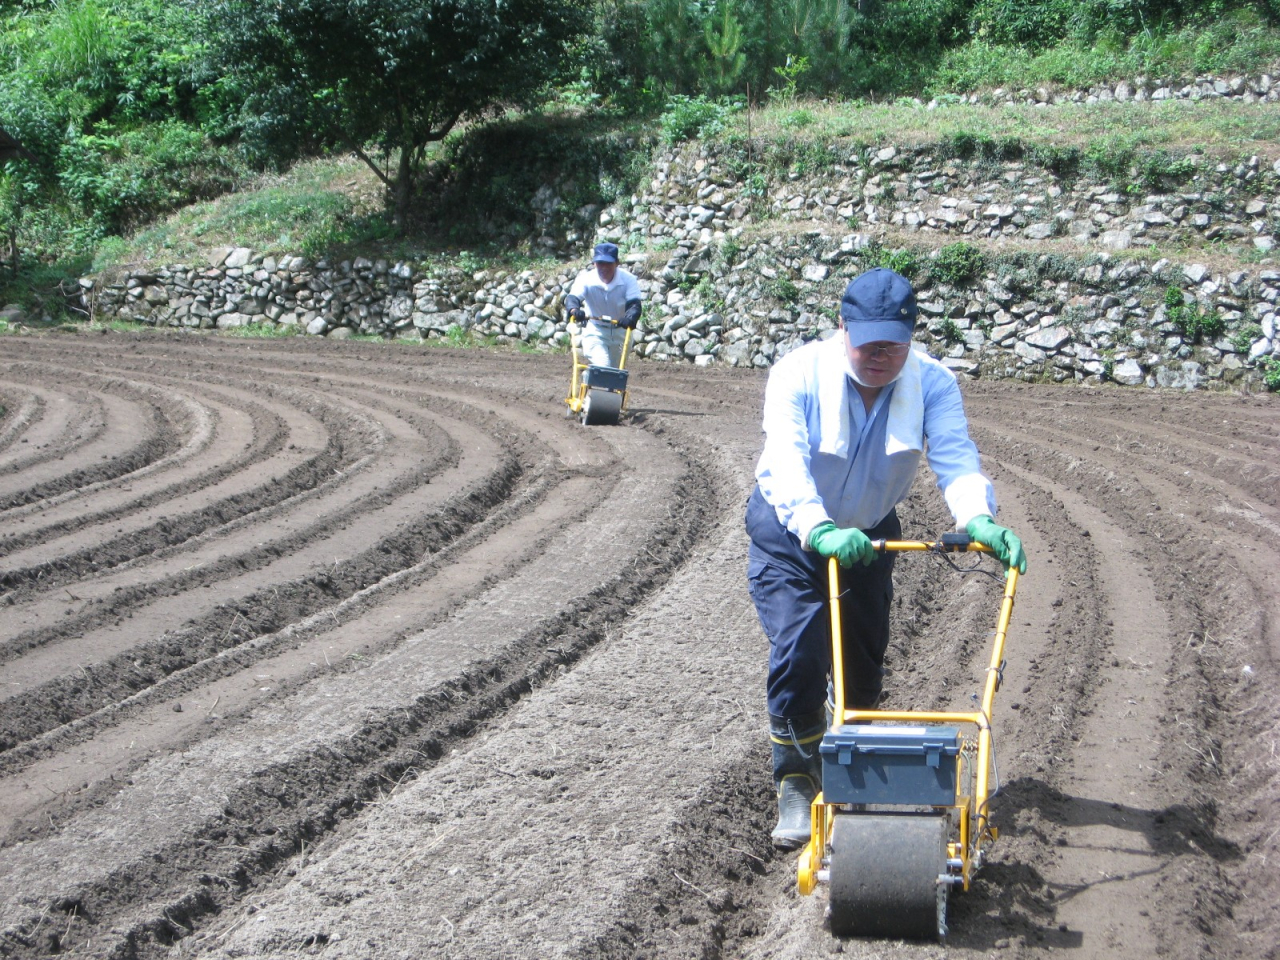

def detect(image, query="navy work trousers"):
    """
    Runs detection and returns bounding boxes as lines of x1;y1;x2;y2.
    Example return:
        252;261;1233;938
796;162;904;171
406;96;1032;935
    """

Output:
745;486;900;719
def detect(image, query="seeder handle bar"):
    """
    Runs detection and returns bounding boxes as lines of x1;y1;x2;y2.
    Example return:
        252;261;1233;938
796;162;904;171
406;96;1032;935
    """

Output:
869;535;989;553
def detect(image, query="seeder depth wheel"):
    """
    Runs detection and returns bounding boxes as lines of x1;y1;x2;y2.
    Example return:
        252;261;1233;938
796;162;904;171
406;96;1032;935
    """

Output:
827;813;949;940
581;390;622;425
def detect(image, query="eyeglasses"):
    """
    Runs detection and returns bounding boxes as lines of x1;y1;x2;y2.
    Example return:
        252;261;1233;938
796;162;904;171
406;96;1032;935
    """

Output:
861;342;911;359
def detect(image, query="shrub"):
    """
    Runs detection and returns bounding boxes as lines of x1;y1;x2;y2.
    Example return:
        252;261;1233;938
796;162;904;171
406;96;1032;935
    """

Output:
1135;150;1198;191
659;95;734;144
969;0;1076;49
1230;324;1263;353
862;243;920;278
932;242;984;285
937;317;964;345
1084;137;1136;184
59;121;243;232
779;109;816;129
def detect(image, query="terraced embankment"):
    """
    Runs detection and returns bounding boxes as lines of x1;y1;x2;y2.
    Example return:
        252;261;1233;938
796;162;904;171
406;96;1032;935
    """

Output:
1;330;1276;959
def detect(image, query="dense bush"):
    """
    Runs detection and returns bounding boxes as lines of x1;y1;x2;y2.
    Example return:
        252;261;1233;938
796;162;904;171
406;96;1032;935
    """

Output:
0;0;245;271
589;0;1279;103
59;122;242;232
932;242;985;285
659;95;739;143
413;116;651;249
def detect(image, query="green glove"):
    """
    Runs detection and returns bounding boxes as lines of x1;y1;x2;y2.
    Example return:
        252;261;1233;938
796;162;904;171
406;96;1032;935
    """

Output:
966;516;1027;574
808;521;876;568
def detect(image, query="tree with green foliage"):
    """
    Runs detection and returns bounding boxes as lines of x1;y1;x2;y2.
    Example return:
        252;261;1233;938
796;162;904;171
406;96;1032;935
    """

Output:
702;1;747;94
208;0;588;228
646;0;710;94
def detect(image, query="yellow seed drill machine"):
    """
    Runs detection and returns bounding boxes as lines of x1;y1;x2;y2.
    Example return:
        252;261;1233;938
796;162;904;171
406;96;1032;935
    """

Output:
796;536;1021;939
564;319;633;425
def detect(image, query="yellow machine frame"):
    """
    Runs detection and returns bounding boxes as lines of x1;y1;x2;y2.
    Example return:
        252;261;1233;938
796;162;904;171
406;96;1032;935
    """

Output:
564;319;633;417
797;543;1021;897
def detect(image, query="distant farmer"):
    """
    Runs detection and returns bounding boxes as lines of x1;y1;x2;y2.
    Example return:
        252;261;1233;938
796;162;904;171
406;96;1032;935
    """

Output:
564;242;642;368
745;267;1027;850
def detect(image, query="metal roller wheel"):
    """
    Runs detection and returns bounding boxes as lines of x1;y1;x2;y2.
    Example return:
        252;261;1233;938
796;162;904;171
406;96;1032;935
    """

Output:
581;390;622;426
828;813;949;940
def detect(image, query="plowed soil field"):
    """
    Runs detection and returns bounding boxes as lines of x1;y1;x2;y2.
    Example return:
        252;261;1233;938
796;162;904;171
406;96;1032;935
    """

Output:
2;330;1278;960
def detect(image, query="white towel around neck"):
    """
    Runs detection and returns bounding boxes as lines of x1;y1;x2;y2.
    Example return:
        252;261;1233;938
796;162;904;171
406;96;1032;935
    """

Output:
816;340;924;458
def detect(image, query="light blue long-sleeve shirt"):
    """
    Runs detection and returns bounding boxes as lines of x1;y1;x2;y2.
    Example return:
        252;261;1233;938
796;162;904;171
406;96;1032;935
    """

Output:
754;336;996;546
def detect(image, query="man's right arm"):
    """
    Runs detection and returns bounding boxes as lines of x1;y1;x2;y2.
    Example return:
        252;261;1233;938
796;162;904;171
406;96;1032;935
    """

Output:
565;272;587;321
755;360;830;545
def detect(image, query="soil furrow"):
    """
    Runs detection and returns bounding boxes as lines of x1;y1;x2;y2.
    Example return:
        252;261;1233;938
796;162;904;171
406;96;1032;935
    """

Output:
0;336;1273;960
0;372;177;508
0;385;270;552
0;416;707;960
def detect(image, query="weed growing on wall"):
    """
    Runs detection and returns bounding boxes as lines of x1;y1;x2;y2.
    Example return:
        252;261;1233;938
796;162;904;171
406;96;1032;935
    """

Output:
1230;324;1263;353
659;96;740;143
931;242;984;285
861;243;920;278
771;276;800;303
1165;285;1225;343
937;317;964;345
1259;356;1280;391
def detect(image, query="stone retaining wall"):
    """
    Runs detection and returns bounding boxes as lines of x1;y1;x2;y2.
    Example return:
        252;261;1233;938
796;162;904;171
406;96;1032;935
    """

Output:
78;234;1279;390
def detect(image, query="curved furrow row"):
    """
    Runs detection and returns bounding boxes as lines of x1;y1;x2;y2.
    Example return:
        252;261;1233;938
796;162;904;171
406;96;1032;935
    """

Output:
0;381;213;529
0;389;709;960
993;396;1280;512
965;398;1275;957
0;381;106;480
975;416;1280;544
0;379;389;598
0;368;178;509
0;381;272;552
0;394;537;757
0;382;447;653
0;387;46;458
0;386;90;473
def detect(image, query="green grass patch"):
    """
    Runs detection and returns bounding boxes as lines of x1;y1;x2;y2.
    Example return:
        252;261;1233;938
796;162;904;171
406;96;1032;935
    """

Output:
718;99;1280;167
422;324;501;349
770;276;800;303
931;242;985;285
1231;324;1263;353
860;242;921;279
931;13;1280;93
1165;286;1226;343
224;322;299;339
91;155;392;268
86;317;154;334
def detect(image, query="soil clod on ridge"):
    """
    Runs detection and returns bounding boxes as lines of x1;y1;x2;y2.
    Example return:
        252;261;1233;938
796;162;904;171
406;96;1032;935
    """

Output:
0;332;1277;960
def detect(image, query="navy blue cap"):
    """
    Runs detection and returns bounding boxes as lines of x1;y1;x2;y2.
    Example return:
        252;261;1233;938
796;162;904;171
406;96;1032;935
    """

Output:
592;242;619;263
840;268;917;346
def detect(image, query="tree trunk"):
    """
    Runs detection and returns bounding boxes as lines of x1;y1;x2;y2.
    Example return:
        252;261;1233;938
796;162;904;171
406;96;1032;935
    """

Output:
394;142;414;230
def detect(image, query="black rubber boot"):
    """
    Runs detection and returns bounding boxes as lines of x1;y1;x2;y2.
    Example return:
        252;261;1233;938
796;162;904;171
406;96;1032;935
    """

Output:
769;711;826;851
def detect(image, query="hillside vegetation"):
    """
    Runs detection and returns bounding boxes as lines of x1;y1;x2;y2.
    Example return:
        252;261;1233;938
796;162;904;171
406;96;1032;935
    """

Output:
2;0;1280;321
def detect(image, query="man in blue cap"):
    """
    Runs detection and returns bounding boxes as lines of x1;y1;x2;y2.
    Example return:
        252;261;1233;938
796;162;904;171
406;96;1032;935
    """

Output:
745;267;1026;850
564;242;643;368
